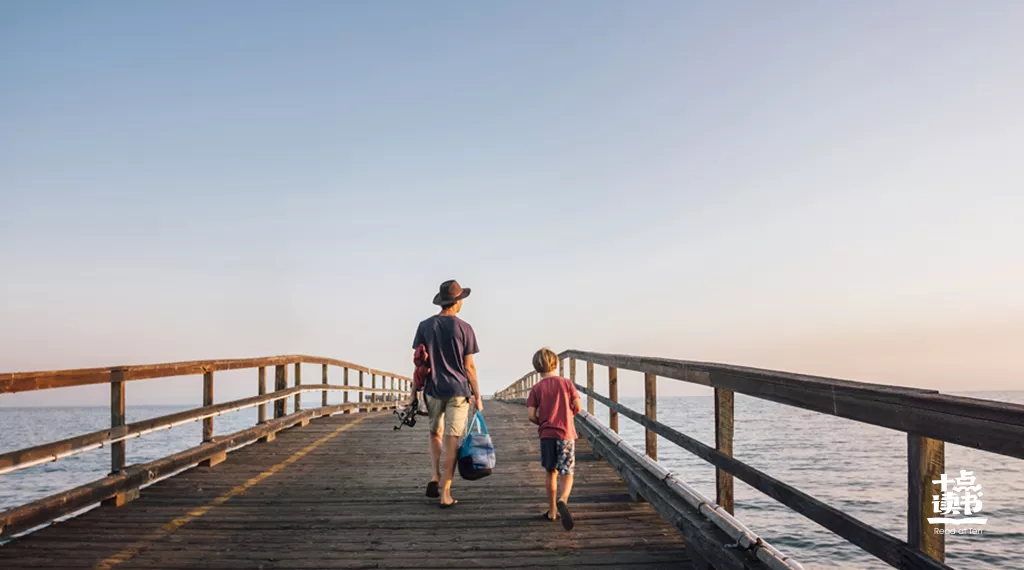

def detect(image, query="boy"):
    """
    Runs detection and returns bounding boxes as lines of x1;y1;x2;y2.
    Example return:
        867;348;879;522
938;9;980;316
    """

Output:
526;348;582;530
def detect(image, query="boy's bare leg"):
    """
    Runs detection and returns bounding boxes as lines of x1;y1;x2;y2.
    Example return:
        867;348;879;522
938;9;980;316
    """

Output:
546;471;558;518
429;431;443;482
558;473;574;504
441;434;460;504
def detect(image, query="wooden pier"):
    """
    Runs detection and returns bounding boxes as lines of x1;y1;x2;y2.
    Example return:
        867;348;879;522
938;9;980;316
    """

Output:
0;402;698;569
2;351;1022;569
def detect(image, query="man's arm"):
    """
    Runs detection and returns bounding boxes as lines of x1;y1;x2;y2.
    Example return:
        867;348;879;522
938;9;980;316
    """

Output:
465;354;482;411
527;406;540;425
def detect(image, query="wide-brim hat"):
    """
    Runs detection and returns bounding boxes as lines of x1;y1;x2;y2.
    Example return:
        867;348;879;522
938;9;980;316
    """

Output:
433;279;472;306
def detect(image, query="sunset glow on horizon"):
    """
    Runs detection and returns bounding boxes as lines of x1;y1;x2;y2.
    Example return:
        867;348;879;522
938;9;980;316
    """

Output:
2;2;1022;406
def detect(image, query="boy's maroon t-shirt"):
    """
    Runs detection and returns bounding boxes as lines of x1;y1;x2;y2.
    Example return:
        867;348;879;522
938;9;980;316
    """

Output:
526;375;580;440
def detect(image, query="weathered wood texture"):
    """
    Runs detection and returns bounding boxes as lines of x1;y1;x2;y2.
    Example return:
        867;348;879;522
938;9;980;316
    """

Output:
0;403;697;570
644;373;657;460
714;387;734;515
586;361;595;414
274;365;287;419
109;369;125;475
908;435;945;562
202;371;214;443
257;367;267;424
321;364;329;407
608;366;618;433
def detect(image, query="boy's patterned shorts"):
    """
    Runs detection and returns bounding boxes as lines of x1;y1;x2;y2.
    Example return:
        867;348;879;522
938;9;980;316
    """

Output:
540;438;576;475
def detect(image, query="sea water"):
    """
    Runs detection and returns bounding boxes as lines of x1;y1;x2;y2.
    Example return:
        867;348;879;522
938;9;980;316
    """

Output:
1;393;1021;569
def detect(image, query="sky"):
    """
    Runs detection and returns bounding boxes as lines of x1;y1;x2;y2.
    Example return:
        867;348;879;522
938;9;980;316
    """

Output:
1;1;1022;406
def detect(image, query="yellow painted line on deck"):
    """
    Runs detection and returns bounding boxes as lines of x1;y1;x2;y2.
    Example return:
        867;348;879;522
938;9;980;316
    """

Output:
92;415;369;570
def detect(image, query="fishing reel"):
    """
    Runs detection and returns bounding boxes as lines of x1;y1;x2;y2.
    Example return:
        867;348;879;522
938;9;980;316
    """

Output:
393;395;420;430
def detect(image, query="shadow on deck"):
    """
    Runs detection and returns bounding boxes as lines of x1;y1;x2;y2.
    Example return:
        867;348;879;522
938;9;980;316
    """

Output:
0;402;695;569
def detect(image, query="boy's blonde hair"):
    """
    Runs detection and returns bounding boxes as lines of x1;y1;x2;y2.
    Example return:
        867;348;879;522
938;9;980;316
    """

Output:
532;348;559;374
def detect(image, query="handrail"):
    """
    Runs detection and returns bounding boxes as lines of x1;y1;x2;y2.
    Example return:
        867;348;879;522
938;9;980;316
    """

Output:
495;349;1024;569
0;354;411;394
0;355;413;540
0;384;405;476
499;350;1024;459
575;387;942;569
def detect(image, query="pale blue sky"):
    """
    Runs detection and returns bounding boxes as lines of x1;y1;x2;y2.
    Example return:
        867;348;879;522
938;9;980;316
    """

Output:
2;2;1022;405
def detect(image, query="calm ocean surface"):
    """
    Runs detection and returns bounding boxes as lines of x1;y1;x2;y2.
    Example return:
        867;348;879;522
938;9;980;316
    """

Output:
1;392;1021;569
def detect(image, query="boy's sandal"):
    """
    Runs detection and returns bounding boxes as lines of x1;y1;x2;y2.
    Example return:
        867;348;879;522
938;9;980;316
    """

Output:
440;499;459;509
426;481;440;498
539;511;558;521
557;500;575;531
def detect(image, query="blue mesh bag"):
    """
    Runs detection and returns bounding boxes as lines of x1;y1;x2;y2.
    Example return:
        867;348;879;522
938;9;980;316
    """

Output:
457;410;496;480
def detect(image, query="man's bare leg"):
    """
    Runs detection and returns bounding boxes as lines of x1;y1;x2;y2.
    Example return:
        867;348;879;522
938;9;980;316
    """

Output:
546;471;558;519
558;473;574;504
429;430;443;483
440;434;460;505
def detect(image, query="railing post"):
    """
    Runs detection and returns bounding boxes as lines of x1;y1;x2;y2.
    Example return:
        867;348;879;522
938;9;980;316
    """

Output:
110;368;126;474
569;357;576;388
559;358;564;377
293;363;302;412
274;364;287;418
322;364;329;407
258;366;267;424
371;373;377;404
909;434;945;562
358;370;365;406
586;361;595;414
608;366;618;433
201;370;228;467
343;367;350;410
103;367;138;506
202;371;214;443
644;373;657;460
715;387;735;515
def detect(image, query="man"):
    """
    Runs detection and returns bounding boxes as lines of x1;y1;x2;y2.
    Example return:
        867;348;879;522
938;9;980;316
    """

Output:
412;279;482;508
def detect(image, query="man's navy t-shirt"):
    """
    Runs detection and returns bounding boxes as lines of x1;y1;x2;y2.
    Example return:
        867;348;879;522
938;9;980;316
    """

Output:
412;315;479;399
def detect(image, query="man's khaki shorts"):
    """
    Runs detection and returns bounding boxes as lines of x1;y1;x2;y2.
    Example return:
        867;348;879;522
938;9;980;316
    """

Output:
426;396;471;437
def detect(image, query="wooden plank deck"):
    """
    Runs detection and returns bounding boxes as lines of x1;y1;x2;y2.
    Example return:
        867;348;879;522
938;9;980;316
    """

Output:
0;402;696;569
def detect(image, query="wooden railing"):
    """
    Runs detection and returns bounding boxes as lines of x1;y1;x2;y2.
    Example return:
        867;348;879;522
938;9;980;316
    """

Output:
495;349;1024;570
0;355;412;539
